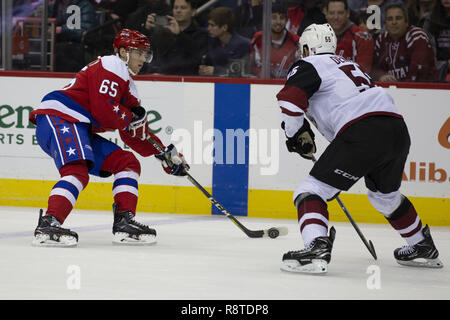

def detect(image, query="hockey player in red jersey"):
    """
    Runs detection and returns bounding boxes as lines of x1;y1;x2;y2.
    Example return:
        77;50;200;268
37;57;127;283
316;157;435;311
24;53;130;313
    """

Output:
277;23;442;273
30;29;189;247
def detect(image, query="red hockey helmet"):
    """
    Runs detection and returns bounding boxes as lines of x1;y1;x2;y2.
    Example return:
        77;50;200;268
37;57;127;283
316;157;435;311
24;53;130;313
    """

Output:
113;29;152;62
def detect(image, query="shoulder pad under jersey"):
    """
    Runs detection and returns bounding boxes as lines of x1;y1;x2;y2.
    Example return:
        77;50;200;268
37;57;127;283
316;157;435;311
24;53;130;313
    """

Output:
100;55;130;82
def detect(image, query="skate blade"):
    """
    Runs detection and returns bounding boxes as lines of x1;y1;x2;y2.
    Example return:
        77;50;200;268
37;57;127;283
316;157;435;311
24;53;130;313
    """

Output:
396;257;444;268
31;234;77;247
280;259;328;274
112;233;157;246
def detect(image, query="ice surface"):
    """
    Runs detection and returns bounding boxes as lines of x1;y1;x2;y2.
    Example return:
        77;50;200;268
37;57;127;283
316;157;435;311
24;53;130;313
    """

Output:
1;206;449;300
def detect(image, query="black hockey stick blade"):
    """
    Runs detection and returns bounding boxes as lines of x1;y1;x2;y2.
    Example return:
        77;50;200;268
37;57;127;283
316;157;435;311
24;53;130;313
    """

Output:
368;240;377;260
226;214;288;238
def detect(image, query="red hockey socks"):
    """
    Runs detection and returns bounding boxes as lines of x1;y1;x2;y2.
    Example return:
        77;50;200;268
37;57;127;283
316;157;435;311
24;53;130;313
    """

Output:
46;161;89;224
295;194;329;247
386;197;424;246
101;149;141;215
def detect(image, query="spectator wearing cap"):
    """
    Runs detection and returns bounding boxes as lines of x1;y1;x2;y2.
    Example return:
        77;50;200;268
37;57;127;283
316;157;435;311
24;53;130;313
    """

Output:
250;4;300;78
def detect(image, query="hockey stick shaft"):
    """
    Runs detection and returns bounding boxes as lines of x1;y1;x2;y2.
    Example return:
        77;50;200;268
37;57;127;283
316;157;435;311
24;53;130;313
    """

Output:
145;134;286;238
311;156;377;260
184;172;264;237
334;195;377;260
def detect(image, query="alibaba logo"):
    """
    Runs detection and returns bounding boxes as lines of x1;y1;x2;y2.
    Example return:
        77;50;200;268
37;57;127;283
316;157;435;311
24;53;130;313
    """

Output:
438;117;450;149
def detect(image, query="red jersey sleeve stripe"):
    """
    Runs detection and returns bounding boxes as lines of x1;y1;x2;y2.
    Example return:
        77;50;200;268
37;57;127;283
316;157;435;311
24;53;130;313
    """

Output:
276;85;309;112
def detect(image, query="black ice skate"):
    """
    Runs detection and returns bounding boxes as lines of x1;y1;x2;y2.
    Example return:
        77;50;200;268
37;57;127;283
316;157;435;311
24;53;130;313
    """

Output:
281;226;336;274
112;203;157;245
32;209;78;247
394;225;443;268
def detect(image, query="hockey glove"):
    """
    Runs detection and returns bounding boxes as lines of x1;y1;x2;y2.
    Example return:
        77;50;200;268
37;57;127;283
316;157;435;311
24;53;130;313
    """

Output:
284;119;316;160
128;106;147;140
155;144;190;176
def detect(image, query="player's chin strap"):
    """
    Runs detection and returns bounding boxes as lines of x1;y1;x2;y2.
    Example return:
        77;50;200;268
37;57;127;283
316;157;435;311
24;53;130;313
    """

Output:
126;52;138;76
117;52;138;76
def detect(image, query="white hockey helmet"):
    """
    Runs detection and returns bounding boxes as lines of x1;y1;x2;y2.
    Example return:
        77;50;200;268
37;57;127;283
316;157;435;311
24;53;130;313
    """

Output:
298;23;337;57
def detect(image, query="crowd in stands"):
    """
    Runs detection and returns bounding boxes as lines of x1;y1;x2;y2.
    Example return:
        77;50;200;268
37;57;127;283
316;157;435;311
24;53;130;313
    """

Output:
8;0;450;82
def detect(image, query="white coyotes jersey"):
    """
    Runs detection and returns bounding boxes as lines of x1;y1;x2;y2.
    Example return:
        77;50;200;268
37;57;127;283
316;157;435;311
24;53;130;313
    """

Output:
277;54;402;142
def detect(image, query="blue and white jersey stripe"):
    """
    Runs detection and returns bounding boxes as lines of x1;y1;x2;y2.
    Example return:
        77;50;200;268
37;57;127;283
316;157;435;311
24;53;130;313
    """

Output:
38;91;100;126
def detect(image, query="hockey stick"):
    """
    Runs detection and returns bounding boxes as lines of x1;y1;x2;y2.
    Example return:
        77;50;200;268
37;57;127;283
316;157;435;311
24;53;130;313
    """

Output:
145;134;288;239
311;156;377;260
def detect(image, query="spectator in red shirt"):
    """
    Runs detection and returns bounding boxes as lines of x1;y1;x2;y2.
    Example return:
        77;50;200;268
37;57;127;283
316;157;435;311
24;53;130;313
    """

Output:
324;0;375;73
373;3;438;82
250;3;300;78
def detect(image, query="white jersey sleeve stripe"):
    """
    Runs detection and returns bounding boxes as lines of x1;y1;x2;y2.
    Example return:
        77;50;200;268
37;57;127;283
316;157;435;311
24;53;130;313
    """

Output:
407;35;429;48
279;100;305;114
39;100;91;123
281;113;304;138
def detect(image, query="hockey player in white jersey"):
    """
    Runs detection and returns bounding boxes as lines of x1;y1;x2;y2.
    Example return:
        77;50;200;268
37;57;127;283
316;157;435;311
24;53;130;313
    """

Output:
277;23;443;274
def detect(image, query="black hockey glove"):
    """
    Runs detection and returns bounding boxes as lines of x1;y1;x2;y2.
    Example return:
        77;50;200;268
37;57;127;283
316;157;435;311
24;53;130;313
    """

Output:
128;106;147;140
283;119;316;160
155;144;190;176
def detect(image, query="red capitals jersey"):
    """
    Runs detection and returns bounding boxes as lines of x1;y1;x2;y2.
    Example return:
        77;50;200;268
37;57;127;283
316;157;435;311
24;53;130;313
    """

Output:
335;23;374;74
373;26;438;82
31;55;138;131
30;55;163;156
250;30;300;78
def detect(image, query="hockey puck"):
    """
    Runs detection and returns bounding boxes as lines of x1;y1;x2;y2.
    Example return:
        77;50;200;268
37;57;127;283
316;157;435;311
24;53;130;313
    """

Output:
268;228;280;239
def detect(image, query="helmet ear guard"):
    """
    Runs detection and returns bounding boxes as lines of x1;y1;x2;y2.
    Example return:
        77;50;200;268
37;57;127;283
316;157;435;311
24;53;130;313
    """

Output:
298;23;337;58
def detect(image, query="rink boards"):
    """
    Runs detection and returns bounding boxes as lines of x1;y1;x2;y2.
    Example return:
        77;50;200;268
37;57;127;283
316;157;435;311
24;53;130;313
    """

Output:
0;74;449;225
